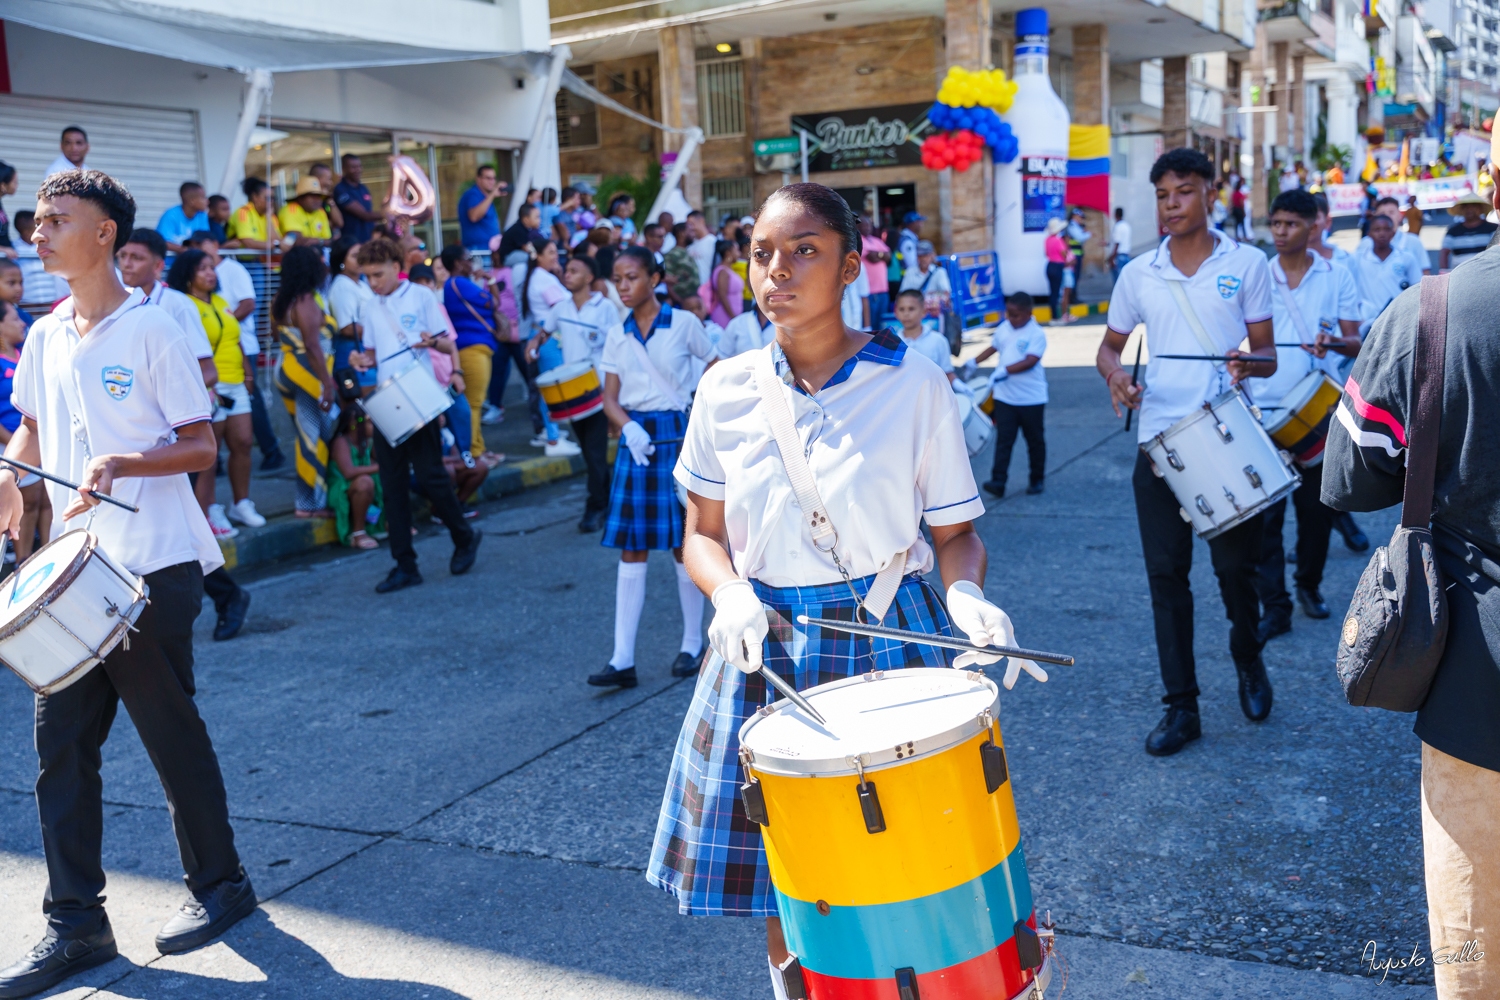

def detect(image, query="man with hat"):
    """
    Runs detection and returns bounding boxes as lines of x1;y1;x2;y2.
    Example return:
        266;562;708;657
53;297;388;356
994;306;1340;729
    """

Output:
276;177;333;248
1438;191;1497;271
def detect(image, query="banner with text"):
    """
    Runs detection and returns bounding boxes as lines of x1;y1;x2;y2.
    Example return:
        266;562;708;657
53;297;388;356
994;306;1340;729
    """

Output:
1325;177;1478;216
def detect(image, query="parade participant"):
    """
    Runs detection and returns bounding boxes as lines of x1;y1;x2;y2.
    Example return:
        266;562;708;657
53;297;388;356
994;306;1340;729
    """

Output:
587;246;717;688
1352;213;1425;337
717;300;775;358
0;170;253;999
972;291;1049;498
349;237;482;593
1358;196;1429;274
1307;192;1350;266
1095;147;1278;757
1247;190;1361;640
889;287;953;379
648;183;1042;995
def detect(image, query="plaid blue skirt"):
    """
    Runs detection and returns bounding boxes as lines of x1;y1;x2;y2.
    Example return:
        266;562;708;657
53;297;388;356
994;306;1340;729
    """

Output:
602;409;686;551
646;571;956;917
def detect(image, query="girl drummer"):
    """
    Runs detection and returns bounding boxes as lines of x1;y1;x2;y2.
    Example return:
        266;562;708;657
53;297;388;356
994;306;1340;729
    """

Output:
587;245;718;688
646;183;1046;996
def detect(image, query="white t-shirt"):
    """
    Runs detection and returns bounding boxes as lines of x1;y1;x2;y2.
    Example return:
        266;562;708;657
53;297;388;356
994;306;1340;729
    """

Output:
898;265;952;296
12;292;222;576
214;256;257;356
1357;230;1427;271
44;155;87;177
898;327;952;373
1106;232;1274;442
674;330;985;588
989;318;1049;406
524;268;570;334
1248;252;1360;408
599;304;715;412
327;273;370;334
1111;219;1133;255
719;309;775;358
689;318;725;392
360;280;451;383
840;263;870;330
144;282;212;360
1350;242;1425;336
687;234;718;288
544;291;616;369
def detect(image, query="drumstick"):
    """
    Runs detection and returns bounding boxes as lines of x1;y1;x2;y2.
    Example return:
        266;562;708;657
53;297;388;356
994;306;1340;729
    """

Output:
758;662;828;726
796;615;1075;666
555;318;603;331
1124;335;1143;432
1154;354;1276;364
0;457;138;513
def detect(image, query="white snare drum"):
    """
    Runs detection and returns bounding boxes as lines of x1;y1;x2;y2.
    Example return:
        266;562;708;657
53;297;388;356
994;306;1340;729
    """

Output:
0;530;148;695
1142;387;1301;539
362;361;453;447
955;391;994;457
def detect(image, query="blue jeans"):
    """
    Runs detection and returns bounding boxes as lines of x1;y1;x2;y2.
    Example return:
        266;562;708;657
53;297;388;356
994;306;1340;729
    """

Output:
867;291;890;331
1112;253;1130;279
534;337;564;442
444;392;472;455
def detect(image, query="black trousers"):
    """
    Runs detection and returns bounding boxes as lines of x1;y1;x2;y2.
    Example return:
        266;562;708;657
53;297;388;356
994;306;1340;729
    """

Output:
35;561;241;938
572;410;612;515
990;401;1046;489
1045;261;1065;315
202;566;241;614
1132;451;1265;709
1255;460;1335;617
375;420;472;573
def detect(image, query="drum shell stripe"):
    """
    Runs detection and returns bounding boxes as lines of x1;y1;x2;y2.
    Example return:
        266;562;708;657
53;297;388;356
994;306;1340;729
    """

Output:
543;387;603;421
799;917;1038;1000
776;843;1034;981
755;727;1020;905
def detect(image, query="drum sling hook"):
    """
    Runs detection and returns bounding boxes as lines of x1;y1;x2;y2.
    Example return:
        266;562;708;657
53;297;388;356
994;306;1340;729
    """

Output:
851;755;885;834
737;747;769;826
978;710;1009;794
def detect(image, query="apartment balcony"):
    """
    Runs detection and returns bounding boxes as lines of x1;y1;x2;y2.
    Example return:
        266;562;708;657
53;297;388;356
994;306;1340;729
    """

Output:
1260;0;1316;42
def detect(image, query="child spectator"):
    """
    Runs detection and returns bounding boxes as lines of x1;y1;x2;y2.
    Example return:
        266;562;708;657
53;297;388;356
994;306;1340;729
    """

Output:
206;194;231;244
891;288;953;381
972;292;1048;497
0;299;48;559
0;258;34;328
328;408;383;550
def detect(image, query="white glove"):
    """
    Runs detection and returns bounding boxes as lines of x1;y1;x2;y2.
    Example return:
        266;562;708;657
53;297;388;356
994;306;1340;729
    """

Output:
992;366;1010;382
709;580;769;673
946;581;1048;688
957;360;978;381
621;420;656;466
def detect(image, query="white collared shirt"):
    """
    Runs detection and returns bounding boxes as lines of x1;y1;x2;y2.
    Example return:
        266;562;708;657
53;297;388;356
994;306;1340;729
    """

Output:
143;281;212;360
599;304;715;412
44;155;87;177
1350;242;1425;336
720;309;775;358
214;257;257;356
989;319;1048;406
544;291;616;369
1248;252;1359;408
360;280;450;383
899;326;953;373
675;329;984;588
12;293;222;576
327;273;370;333
1357;230;1428;271
1106;231;1273;442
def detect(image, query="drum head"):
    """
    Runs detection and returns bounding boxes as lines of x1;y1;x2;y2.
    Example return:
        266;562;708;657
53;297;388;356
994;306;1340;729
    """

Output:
740;667;998;776
535;361;595;387
0;530;91;629
954;392;974;421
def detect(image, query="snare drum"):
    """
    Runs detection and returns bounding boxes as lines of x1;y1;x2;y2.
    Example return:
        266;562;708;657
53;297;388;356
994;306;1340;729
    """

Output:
966;375;996;415
536;361;604;422
1142;387;1301;539
0;530;148;695
955;391;994;457
361;361;453;446
1262;370;1342;467
740;668;1055;1000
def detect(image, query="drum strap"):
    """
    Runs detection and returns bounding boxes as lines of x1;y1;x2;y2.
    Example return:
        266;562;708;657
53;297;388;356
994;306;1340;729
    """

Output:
625;336;689;411
1162;278;1225;369
1274;270;1316;345
752;348;906;623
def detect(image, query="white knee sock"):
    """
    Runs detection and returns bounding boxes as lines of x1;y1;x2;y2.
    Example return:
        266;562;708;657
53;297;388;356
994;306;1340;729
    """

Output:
768;955;791;1000
676;561;705;657
610;561;649;669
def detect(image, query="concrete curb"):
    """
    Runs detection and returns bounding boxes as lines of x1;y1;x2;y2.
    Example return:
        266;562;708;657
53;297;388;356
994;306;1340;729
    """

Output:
218;449;592;572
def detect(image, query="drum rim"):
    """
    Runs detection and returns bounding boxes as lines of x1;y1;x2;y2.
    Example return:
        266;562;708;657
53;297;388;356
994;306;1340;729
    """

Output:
1197;473;1300;539
1263;369;1338;435
1147;385;1255;445
739;667;1000;777
534;360;599;386
0;529;100;643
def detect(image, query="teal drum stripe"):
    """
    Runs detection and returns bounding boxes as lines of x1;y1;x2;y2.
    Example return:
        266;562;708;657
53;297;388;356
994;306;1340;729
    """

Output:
777;842;1034;980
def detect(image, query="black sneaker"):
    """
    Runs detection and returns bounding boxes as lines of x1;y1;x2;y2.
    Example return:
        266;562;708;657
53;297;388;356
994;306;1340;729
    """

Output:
450;528;483;575
577;509;606;533
1257;613;1292;643
587;665;637;688
213;588;252;642
375;567;423;594
1025;481;1045;495
671;651;702;677
1295;586;1330;620
1333;510;1370;552
0;922;118;999
982;480;1006;498
258;452;287;473
1145;706;1201;757
155;873;257;955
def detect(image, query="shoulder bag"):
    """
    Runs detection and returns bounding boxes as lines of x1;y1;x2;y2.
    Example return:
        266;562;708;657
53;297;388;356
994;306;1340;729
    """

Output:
1336;273;1449;711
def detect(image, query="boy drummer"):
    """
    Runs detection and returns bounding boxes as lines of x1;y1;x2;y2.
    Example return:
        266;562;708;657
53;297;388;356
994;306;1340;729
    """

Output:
1095;148;1279;757
0;171;254;998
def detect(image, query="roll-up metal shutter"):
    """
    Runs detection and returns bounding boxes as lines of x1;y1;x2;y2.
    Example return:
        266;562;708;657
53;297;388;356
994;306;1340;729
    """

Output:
0;95;203;230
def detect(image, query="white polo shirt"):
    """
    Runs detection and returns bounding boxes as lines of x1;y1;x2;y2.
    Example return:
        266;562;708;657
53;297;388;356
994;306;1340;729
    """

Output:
144;281;211;360
327;273;370;334
989;318;1048;406
1357;230;1428;271
675;329;984;588
1248;252;1360;408
719;309;775;358
1106;232;1273;443
1350;242;1425;336
599;304;715;412
360;280;450;383
544;291;615;369
12;292;222;576
214;256;258;357
898;326;953;373
898;265;952;296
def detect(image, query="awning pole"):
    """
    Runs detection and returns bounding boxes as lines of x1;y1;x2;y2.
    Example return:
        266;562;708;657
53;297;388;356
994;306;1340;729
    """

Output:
508;44;572;228
647;127;703;225
219;69;273;200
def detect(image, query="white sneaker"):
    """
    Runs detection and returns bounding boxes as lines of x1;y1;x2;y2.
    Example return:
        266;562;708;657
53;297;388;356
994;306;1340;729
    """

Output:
530;433;551;448
544;439;582;457
481;403;504;426
228;498;266;528
207;504;239;539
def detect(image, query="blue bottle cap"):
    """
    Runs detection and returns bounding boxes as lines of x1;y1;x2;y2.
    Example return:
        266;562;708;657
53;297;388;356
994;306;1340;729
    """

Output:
1015;8;1048;38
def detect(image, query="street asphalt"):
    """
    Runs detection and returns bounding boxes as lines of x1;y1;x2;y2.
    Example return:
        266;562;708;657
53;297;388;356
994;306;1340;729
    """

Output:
0;327;1438;998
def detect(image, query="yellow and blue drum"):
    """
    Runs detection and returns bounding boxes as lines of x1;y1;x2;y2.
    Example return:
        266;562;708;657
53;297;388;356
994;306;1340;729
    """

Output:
739;668;1053;1000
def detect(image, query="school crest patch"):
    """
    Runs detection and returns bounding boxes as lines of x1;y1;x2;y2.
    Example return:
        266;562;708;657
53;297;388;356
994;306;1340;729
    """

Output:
400;313;418;331
101;366;134;401
1216;275;1242;299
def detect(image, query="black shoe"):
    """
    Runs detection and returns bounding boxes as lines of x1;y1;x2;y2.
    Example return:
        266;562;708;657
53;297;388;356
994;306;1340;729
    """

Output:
1257;613;1292;643
213;588;251;642
1333;511;1370;552
1236;657;1274;722
1296;586;1330;619
450;528;482;575
587;665;638;688
577;509;605;533
375;567;423;593
155;873;257;955
258;452;287;472
0;922;117;999
1026;481;1044;495
982;480;1006;498
1145;706;1201;757
671;651;702;677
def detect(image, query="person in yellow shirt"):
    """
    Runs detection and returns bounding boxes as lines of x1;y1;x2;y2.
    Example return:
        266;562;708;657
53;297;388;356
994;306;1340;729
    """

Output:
277;176;333;247
228;176;280;250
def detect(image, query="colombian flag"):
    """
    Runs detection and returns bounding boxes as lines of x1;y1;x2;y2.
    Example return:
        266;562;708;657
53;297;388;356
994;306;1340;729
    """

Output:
1067;124;1111;214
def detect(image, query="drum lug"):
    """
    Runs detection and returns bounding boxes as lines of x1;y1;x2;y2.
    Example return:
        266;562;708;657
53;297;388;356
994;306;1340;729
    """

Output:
777;955;808;1000
1194;495;1214;517
738;748;769;826
1015;920;1044;971
1203;403;1234;443
895;967;921;1000
1243;465;1262;489
1165;448;1184;471
1178;507;1192;523
851;755;886;834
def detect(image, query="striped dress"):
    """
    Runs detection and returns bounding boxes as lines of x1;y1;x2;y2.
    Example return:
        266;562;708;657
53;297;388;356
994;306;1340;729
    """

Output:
275;293;338;512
